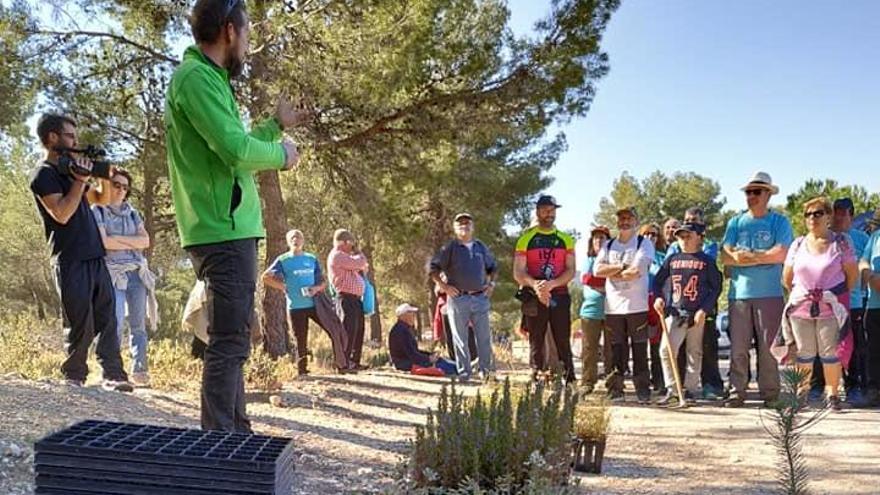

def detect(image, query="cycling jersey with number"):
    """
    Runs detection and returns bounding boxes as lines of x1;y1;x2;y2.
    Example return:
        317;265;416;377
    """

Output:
515;227;575;294
652;251;723;317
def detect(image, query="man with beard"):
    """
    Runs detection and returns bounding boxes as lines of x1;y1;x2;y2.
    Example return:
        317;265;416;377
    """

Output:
514;195;577;384
595;206;655;403
165;0;309;431
663;218;681;252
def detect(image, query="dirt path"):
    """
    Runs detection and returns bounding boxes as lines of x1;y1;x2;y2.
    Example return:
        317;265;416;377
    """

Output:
1;372;878;494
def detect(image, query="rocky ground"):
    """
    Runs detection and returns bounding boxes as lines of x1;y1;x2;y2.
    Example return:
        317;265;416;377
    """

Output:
1;369;878;494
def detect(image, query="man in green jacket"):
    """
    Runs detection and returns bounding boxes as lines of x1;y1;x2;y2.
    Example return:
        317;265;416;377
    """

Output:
165;0;308;431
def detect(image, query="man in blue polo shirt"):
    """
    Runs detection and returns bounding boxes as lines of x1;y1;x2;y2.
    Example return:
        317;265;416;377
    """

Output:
429;212;498;382
860;210;880;407
721;172;793;407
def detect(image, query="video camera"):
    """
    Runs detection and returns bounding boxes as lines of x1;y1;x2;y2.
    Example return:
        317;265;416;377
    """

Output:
54;145;113;179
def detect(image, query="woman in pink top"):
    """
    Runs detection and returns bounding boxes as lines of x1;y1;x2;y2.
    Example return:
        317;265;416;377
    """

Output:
782;197;858;410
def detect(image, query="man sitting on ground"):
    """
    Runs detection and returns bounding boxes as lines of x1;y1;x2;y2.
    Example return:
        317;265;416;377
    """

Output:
389;303;457;376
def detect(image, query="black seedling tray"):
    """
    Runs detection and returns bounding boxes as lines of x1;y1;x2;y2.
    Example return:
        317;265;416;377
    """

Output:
35;474;292;495
35;420;294;473
34;420;295;495
35;464;295;493
35;453;290;485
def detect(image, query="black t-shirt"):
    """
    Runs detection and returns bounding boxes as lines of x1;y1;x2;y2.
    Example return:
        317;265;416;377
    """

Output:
29;161;105;263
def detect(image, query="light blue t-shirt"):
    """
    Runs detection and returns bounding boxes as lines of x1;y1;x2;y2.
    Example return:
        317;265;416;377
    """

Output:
579;257;605;320
722;210;794;300
846;228;870;309
268;252;322;310
862;230;880;310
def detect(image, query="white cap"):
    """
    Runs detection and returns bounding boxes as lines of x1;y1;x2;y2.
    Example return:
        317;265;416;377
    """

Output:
395;303;419;317
740;171;779;195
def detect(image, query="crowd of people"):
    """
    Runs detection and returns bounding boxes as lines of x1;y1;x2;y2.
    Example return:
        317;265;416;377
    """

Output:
26;0;880;435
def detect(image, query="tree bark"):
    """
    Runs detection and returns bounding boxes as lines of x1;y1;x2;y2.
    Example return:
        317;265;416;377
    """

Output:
250;0;289;358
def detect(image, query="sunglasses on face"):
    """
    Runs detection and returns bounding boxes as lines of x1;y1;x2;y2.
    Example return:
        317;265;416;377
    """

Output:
745;189;765;196
804;210;826;219
111;181;129;191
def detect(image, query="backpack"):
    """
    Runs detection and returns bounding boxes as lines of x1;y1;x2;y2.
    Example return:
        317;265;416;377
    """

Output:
606;235;644;251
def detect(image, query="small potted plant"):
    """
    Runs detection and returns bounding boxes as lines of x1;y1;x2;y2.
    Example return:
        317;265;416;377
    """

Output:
571;398;611;474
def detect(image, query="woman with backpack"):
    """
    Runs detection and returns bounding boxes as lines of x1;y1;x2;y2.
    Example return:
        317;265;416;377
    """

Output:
782;196;858;410
92;169;156;386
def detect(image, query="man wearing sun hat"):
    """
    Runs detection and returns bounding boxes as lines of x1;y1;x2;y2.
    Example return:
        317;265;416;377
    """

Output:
721;171;794;407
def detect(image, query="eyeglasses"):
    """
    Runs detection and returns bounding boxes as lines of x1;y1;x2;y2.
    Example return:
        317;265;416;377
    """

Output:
223;0;241;20
804;210;826;219
111;181;130;191
744;189;765;196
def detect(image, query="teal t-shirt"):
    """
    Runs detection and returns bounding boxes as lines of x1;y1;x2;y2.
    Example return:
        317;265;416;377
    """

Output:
579;257;605;320
268;252;322;310
847;228;870;309
722;210;793;300
862;230;880;310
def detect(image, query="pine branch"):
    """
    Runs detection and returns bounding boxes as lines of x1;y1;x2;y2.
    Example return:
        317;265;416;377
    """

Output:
26;29;178;65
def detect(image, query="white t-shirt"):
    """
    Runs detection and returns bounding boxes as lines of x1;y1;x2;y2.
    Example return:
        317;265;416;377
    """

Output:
595;234;655;315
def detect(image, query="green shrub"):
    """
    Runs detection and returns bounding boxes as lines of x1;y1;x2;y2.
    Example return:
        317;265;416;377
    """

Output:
0;311;64;380
147;337;202;391
402;378;577;493
573;396;611;440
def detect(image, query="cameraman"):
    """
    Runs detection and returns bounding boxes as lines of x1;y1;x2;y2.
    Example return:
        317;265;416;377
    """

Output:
165;0;309;431
28;113;132;392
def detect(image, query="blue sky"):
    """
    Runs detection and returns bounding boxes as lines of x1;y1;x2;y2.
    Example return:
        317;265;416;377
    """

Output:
507;0;880;236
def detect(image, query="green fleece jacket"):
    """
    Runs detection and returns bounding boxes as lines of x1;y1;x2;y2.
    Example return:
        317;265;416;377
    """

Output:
165;45;285;247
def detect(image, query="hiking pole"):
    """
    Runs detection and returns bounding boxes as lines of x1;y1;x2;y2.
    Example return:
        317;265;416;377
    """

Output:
657;309;687;409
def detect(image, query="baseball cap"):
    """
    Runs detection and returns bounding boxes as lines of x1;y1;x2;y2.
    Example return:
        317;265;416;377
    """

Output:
453;212;473;223
395;303;419;317
832;198;854;214
536;195;561;208
615;205;638;218
675;222;706;236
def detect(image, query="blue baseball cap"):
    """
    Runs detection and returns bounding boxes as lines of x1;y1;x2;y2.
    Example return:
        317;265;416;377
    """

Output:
832;198;854;215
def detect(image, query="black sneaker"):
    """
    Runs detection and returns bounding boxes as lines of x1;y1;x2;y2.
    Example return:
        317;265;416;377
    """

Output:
724;397;745;408
683;391;698;405
609;391;625;404
656;390;679;406
636;391;651;405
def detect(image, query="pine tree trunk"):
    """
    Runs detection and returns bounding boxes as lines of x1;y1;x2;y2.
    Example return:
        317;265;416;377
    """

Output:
250;0;289;358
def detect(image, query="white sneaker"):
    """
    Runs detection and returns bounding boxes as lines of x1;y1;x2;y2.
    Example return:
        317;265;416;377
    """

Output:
102;380;134;393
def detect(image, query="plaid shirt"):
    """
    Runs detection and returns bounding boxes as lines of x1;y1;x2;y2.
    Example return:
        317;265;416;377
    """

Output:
328;247;368;297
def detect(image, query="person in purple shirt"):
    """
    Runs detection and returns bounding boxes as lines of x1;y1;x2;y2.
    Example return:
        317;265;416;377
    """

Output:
782;197;858;411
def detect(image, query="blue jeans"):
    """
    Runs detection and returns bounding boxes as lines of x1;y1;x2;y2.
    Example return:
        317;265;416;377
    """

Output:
446;293;494;377
435;358;458;376
114;270;148;373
